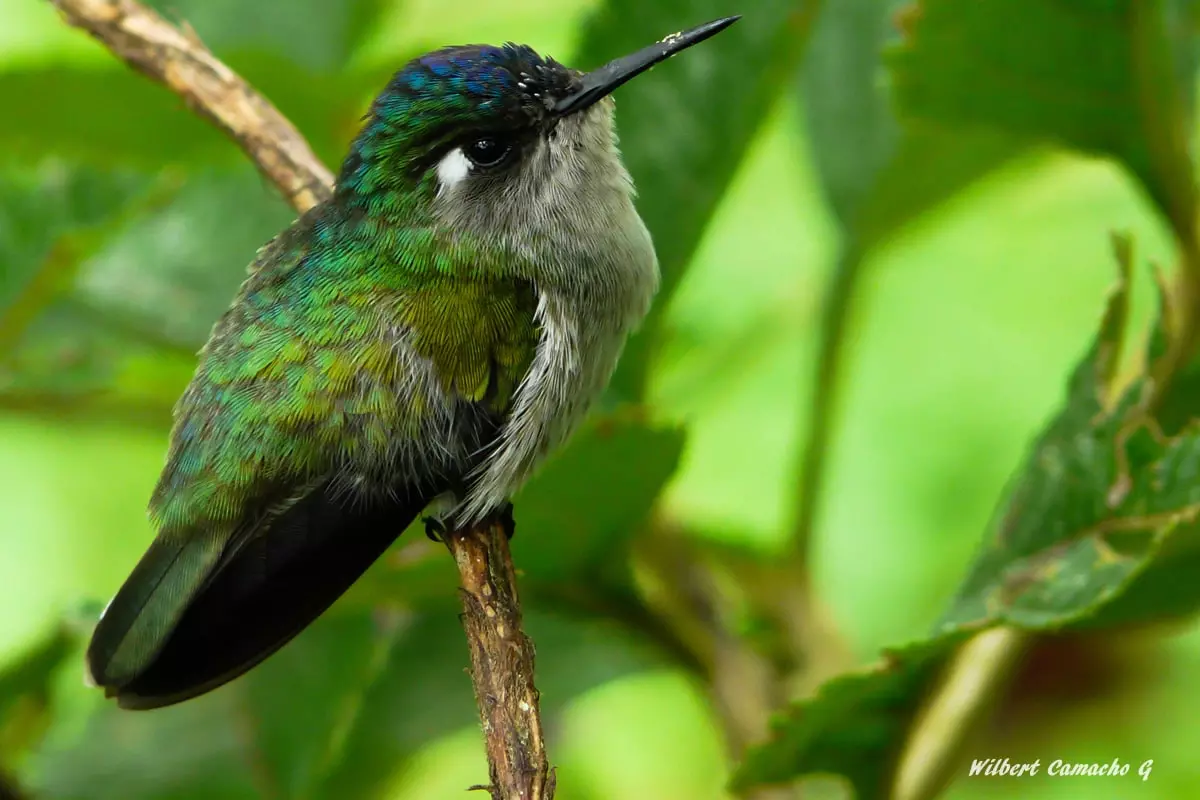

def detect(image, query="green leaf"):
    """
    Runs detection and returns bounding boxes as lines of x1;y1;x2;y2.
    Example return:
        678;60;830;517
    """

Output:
800;0;901;230
850;126;1018;252
511;410;684;582
589;0;821;397
312;614;477;800
1;0;395;165
0;162;197;420
0;305;190;426
0;67;233;168
731;254;1200;795
0;626;73;770
802;0;1023;247
33;686;257;800
1079;519;1200;627
0;59;379;170
33;612;396;800
1164;0;1200;123
145;0;394;75
1;166;296;421
890;0;1196;241
513;412;691;661
241;612;401;799
79;166;295;347
732;635;962;798
0;163;150;318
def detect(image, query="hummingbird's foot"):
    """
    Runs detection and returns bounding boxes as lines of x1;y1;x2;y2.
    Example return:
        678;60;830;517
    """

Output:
424;505;513;541
423;515;447;543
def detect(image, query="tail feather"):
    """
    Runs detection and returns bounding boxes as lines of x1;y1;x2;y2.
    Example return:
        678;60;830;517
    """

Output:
86;485;427;710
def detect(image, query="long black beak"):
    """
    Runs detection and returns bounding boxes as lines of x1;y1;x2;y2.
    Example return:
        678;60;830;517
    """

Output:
553;16;740;117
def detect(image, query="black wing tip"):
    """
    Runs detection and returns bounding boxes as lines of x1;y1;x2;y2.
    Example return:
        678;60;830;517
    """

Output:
86;630;261;710
113;688;192;711
90;664;241;710
84;620;135;697
85;486;431;711
82;648;140;708
105;651;276;710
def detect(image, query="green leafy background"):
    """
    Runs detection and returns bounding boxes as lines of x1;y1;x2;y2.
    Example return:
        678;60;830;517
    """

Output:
4;0;1200;798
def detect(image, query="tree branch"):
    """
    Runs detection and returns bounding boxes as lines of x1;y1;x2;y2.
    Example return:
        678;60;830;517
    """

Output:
47;1;554;795
445;517;555;800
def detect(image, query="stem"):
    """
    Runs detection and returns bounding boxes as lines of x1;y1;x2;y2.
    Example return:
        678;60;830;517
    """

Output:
789;245;863;565
46;0;555;792
1129;0;1200;411
891;628;1030;800
444;516;555;800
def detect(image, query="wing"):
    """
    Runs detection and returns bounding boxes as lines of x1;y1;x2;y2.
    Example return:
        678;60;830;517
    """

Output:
86;207;538;708
88;479;430;709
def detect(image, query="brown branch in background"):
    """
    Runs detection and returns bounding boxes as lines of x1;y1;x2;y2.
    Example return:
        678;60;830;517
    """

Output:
637;533;783;761
47;0;333;213
445;518;555;800
46;1;554;796
636;528;849;800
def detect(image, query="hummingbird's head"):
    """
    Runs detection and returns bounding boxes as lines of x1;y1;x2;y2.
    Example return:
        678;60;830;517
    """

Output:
337;17;739;251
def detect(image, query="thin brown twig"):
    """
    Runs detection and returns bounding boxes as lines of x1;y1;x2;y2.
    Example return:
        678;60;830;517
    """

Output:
638;533;781;760
636;528;852;800
445;517;555;800
46;1;554;795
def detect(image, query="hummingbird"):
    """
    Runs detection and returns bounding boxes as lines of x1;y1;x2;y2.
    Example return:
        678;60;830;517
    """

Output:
85;17;739;709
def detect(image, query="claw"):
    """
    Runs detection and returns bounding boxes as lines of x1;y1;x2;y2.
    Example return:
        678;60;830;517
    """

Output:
423;516;447;543
498;502;515;540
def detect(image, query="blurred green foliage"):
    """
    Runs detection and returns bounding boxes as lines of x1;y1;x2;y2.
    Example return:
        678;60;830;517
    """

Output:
4;0;1200;799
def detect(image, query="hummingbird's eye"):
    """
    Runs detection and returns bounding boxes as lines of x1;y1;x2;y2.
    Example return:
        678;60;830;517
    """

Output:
464;136;514;168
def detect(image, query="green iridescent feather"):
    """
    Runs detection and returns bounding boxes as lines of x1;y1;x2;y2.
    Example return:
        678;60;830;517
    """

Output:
152;204;538;533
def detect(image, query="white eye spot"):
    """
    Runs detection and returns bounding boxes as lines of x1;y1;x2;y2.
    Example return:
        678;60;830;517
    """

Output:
436;147;472;194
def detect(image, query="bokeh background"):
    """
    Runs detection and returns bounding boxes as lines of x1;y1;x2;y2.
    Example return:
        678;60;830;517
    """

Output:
2;0;1199;798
